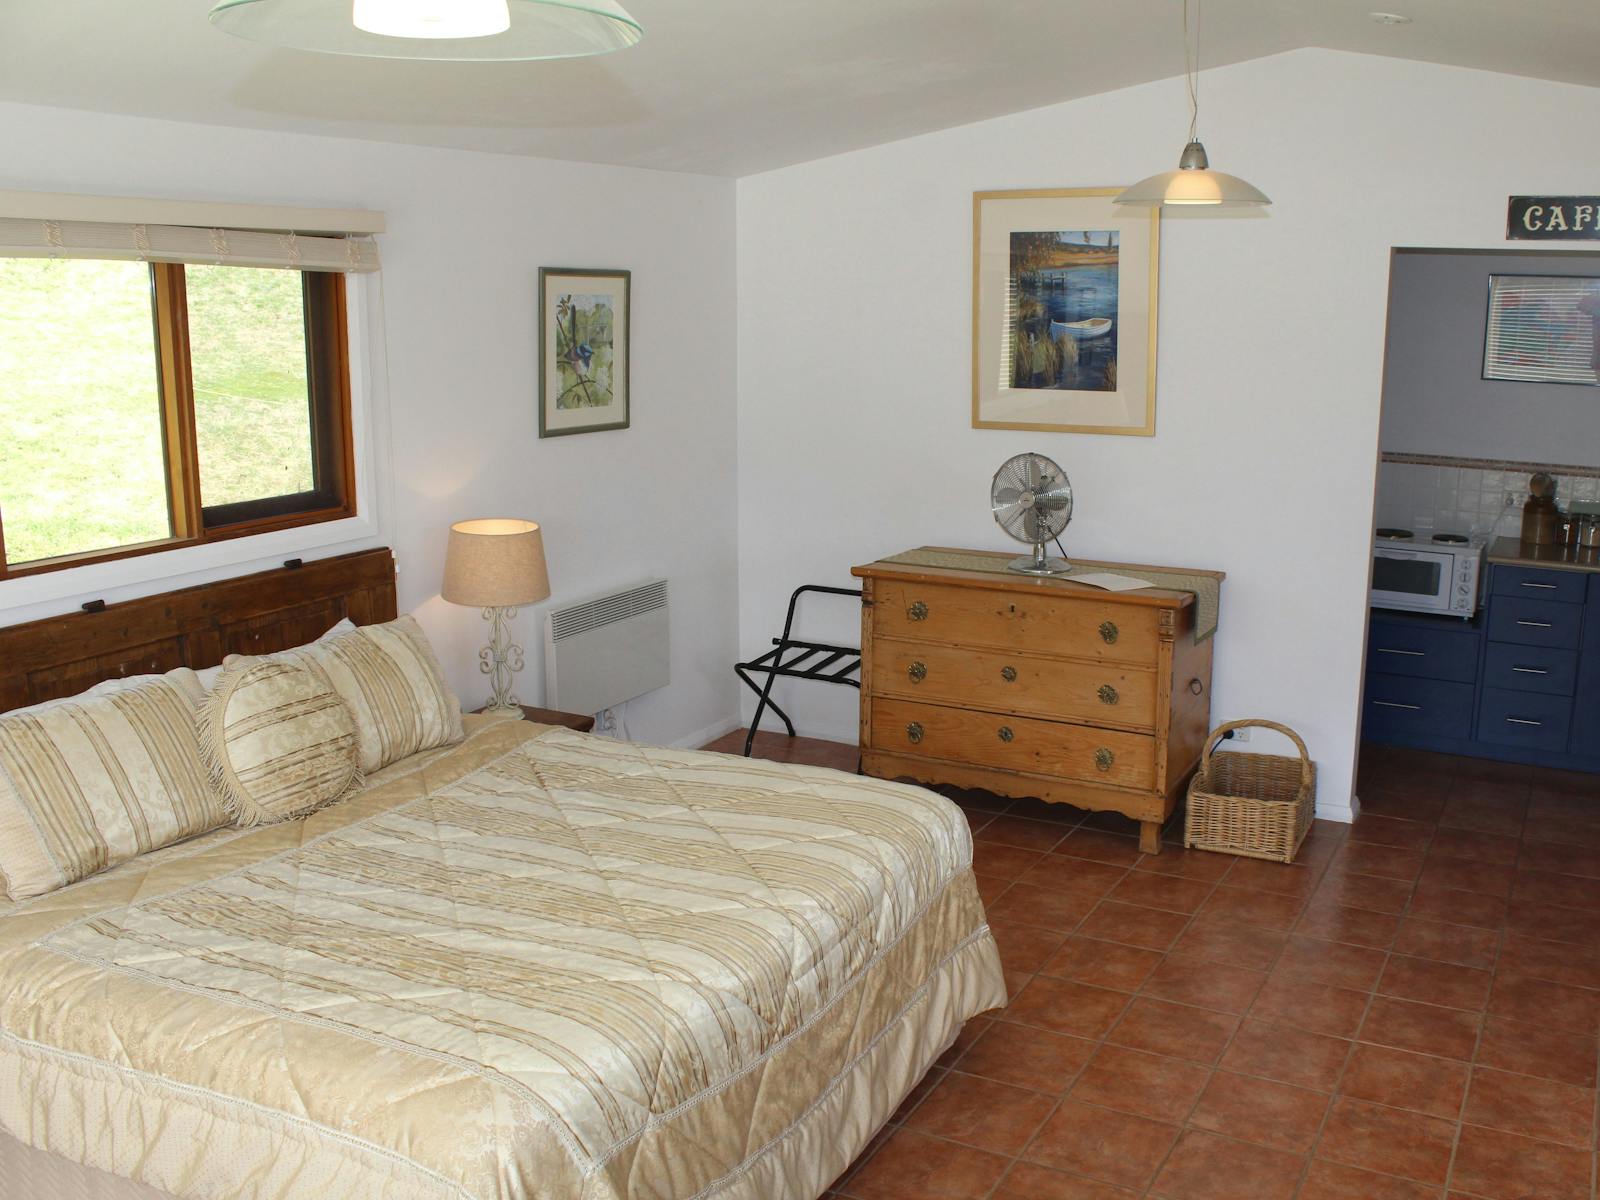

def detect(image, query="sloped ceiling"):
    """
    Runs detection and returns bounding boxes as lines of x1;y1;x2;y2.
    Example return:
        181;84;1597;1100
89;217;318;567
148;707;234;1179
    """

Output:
2;0;1597;176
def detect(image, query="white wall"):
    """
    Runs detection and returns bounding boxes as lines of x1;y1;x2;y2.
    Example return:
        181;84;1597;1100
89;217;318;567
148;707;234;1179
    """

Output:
735;49;1600;818
1381;248;1600;463
0;102;740;749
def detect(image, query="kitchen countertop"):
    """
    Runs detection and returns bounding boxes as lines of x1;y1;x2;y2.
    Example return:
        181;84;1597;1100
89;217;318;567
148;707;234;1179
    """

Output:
1488;535;1600;574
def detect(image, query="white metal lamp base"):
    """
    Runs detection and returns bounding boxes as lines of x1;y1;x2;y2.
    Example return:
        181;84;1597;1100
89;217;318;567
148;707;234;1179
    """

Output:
478;605;525;712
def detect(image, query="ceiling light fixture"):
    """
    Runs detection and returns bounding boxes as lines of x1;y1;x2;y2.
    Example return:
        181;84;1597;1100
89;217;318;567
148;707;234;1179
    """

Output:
1369;12;1413;25
208;0;642;61
353;0;511;41
1115;0;1269;209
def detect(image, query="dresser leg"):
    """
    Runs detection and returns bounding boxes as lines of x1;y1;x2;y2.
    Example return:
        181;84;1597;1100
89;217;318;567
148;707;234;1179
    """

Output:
1138;821;1161;856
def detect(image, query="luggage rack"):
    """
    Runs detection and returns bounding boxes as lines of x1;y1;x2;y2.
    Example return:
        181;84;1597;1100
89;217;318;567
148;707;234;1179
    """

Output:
733;584;862;757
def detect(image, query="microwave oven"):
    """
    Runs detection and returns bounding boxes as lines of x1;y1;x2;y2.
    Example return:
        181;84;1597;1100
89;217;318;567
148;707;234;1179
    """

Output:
1371;537;1484;618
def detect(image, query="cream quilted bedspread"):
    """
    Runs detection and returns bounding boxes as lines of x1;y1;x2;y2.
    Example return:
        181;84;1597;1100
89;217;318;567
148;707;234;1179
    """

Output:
0;717;1004;1200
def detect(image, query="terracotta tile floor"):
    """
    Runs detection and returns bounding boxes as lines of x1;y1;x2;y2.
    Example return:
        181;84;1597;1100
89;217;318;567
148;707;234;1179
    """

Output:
703;729;1600;1200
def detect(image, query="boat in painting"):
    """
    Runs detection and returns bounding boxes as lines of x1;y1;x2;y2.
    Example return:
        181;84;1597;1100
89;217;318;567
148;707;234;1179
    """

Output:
1049;317;1113;340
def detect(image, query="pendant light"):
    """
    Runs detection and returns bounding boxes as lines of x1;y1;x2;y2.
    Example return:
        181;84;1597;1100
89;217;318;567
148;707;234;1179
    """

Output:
1115;0;1268;208
209;0;642;61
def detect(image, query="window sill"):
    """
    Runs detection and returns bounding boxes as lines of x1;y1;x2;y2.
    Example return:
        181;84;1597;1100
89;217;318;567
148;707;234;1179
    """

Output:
0;510;384;628
0;505;356;582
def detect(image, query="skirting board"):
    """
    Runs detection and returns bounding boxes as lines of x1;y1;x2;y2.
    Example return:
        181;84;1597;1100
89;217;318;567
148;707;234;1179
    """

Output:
1319;794;1359;825
672;714;745;751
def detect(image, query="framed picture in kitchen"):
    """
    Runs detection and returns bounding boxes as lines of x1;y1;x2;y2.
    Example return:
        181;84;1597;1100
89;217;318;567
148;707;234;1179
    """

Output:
972;189;1160;435
539;267;631;437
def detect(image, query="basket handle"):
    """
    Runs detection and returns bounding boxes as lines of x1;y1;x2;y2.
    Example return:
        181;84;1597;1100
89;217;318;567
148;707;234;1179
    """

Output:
1201;719;1313;788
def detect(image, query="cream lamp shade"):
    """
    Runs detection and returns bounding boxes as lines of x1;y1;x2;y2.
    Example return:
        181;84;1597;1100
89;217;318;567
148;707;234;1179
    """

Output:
1113;0;1270;211
442;519;550;609
1114;140;1270;208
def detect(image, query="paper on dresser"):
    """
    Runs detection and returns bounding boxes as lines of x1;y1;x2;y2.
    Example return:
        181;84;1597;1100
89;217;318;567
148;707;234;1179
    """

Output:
1069;572;1156;592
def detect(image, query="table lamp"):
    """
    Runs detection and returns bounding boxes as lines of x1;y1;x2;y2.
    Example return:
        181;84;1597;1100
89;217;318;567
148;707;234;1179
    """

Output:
441;518;551;713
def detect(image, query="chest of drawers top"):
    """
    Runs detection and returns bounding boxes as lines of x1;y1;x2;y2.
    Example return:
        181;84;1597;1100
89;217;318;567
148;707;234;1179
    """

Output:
852;549;1219;652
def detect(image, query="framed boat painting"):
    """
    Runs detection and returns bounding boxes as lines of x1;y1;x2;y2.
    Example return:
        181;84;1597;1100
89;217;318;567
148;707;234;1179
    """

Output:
539;267;631;437
972;188;1160;435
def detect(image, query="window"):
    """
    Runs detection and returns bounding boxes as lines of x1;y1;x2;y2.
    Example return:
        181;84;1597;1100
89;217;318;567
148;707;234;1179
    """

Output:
1484;273;1600;386
0;258;354;575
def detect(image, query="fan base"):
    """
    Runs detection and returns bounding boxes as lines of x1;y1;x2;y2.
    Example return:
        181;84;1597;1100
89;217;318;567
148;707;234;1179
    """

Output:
1008;553;1072;575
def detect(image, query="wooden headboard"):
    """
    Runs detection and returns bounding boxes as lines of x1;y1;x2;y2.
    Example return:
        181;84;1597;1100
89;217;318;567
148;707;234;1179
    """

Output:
0;548;397;714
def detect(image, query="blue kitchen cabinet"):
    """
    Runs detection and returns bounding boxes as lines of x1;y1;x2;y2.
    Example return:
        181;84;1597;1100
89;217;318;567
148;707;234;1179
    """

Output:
1363;612;1482;750
1364;562;1600;771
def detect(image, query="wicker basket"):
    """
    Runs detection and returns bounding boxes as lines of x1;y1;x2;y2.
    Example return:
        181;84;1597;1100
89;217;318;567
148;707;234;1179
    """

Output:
1184;719;1316;863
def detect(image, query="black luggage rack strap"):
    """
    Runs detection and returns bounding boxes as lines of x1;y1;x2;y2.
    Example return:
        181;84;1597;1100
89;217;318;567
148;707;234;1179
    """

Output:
733;584;862;757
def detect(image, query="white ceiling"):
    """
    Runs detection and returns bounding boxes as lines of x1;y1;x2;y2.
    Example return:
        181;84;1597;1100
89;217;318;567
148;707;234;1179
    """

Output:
2;1;1597;177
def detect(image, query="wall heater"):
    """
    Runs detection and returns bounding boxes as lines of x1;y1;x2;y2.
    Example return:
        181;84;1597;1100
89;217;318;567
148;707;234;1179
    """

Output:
544;579;670;716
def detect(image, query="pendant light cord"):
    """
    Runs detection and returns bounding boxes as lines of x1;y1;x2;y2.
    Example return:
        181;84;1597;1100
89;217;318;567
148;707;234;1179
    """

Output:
1184;0;1200;143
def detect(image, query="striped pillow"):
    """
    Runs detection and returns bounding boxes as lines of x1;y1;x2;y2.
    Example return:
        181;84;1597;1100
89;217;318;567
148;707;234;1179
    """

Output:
240;615;464;774
203;658;362;826
0;671;226;900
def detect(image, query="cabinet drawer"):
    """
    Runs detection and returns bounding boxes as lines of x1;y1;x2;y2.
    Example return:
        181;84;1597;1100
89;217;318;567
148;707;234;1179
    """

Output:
1366;619;1480;684
1487;596;1583;649
1363;675;1475;742
871;580;1159;665
870;697;1156;790
1492;565;1586;604
1483;642;1578;696
870;640;1158;730
1477;686;1572;753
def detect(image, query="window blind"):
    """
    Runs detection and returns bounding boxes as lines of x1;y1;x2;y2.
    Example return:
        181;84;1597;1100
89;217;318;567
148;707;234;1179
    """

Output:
1484;274;1600;386
0;216;379;273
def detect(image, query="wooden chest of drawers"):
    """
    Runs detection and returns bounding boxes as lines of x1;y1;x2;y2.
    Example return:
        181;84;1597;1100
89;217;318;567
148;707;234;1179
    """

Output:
852;550;1222;854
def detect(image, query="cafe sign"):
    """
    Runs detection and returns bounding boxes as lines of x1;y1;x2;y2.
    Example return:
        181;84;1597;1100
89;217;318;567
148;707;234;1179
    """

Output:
1508;196;1600;241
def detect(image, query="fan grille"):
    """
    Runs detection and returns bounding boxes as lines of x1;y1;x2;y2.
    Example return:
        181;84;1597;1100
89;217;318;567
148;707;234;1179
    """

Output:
991;452;1073;546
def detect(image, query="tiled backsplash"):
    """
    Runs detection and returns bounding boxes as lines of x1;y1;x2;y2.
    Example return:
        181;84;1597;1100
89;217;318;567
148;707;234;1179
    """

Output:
1375;455;1600;539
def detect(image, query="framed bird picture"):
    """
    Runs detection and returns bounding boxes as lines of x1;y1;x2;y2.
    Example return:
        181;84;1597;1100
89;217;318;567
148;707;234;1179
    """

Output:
538;267;631;437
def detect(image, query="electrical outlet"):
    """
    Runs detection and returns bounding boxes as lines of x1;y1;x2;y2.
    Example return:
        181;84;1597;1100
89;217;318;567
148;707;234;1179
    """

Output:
1506;491;1521;508
1230;727;1250;743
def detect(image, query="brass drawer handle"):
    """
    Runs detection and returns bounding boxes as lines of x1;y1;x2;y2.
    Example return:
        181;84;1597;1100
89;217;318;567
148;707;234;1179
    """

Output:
907;600;929;621
997;726;1014;743
908;661;927;683
1098;620;1119;644
906;722;924;744
1097;684;1119;706
1000;665;1017;683
1094;747;1114;771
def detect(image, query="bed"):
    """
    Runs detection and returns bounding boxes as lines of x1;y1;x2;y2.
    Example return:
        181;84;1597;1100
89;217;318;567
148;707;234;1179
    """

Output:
0;551;1006;1200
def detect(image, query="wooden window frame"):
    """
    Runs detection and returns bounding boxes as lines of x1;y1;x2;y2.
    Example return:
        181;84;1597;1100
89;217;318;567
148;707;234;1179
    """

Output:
0;263;356;580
